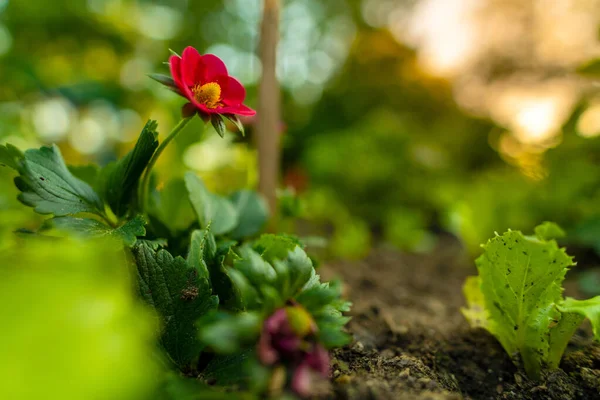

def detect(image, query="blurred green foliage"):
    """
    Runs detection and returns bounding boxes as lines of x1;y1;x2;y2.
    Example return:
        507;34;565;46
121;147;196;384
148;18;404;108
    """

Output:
0;238;161;400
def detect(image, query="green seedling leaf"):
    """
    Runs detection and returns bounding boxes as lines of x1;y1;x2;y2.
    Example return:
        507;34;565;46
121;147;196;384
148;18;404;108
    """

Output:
253;233;302;262
14;145;104;216
229;190;269;239
558;297;600;340
227;243;317;312
546;310;585;369
534;221;566;241
101;120;159;216
233;247;277;288
211;114;226;138
185;172;239;235
297;280;352;348
461;275;490;329
133;242;219;367
470;226;576;379
187;229;212;281
50;215;146;247
0;143;23;170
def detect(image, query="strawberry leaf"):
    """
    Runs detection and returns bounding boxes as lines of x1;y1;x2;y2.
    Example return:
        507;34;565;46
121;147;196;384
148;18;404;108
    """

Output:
187;229;213;281
49;215;146;247
14;145;104;216
253;233;302;262
101;120;159;217
229;190;269;239
133;242;219;367
0;143;23;170
185;172;239;236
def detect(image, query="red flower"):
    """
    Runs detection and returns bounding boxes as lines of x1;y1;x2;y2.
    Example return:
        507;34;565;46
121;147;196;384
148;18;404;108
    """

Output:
168;46;255;117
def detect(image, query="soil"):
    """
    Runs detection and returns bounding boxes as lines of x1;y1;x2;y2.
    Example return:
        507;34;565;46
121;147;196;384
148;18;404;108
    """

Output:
321;235;600;400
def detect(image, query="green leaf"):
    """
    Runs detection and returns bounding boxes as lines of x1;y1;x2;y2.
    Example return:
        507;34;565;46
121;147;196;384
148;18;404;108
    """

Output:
223;114;245;136
101;120;159;216
133;242;219;367
50;215;146;247
253;233;302;262
0;143;23;170
558;296;600;340
286;246;315;294
197;312;262;354
534;222;565;241
201;350;259;387
151;177;196;232
547;311;585;369
233;247;277;288
461;275;490;329
68;164;100;190
185;172;239;235
229;190;269;239
0;239;161;400
187;229;212;281
211;114;226;138
14;145;103;216
474;228;575;378
296;280;352;348
148;74;177;89
154;372;257;400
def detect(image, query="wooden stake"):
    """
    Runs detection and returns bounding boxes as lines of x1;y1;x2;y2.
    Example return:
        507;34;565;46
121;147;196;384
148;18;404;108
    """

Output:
257;0;281;227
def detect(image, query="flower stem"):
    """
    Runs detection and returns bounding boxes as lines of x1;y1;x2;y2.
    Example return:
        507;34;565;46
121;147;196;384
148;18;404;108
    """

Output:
139;117;192;212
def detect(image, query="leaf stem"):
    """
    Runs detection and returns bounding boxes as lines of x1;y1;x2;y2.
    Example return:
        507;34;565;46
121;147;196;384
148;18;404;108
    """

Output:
139;117;192;211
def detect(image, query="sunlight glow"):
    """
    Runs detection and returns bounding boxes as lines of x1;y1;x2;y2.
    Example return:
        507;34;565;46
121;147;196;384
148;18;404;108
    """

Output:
32;98;75;142
577;102;600;138
513;100;558;144
391;0;480;76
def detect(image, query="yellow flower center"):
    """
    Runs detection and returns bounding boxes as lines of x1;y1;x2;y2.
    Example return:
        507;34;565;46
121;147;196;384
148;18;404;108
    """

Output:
192;82;222;109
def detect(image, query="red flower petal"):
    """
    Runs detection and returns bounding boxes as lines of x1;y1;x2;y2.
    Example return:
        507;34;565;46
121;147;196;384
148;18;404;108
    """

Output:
181;46;204;87
216;104;256;116
201;54;228;81
221;76;246;106
169;55;185;92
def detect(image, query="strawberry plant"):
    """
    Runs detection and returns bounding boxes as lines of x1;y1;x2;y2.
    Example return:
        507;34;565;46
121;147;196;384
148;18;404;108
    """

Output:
463;222;600;379
0;47;351;399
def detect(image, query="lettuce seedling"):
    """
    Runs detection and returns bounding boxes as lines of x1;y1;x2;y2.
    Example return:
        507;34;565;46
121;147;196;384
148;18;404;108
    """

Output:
463;222;600;379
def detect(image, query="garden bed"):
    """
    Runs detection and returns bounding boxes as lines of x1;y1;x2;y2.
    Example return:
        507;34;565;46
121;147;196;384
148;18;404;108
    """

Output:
323;237;600;400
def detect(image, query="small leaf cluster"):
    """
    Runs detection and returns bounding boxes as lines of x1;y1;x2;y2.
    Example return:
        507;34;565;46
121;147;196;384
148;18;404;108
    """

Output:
463;222;600;379
0;119;351;398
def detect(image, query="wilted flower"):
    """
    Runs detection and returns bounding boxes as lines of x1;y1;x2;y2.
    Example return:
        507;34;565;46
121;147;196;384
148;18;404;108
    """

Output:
258;306;330;398
163;46;255;118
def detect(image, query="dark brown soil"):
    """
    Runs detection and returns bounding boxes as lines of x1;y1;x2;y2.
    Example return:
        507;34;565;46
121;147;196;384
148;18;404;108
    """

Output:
321;236;600;400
